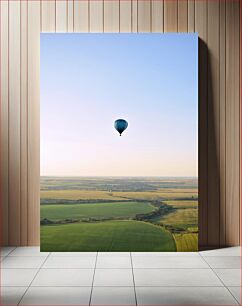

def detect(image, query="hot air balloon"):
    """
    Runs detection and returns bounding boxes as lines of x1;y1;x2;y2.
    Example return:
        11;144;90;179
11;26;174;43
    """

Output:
114;119;128;136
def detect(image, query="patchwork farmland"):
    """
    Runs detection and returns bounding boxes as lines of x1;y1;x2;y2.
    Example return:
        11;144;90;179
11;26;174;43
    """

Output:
40;177;198;252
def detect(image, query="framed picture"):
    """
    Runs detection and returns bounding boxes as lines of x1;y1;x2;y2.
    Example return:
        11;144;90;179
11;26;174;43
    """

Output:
40;34;198;252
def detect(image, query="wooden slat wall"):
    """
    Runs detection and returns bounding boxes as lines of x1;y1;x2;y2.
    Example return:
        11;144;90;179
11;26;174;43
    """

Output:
0;0;240;247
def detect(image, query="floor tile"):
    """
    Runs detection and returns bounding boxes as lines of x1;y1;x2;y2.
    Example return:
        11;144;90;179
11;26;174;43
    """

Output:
1;269;38;286
214;269;241;286
96;256;132;269
0;247;16;257
1;256;46;269
31;268;94;286
228;287;241;304
98;252;131;257
50;252;97;257
9;247;49;257
94;269;134;286
132;252;199;257
0;287;27;305
19;286;91;305
203;256;241;268
42;256;96;268
132;256;209;269
134;268;223;286
91;287;136;305
136;287;238;305
200;247;241;257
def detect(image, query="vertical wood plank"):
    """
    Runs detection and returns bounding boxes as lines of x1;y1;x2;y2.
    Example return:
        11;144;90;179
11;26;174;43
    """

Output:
240;0;242;248
225;0;240;246
207;0;220;246
67;0;74;32
90;0;103;32
20;0;28;246
0;0;9;245
9;0;21;246
56;0;67;32
90;0;103;33
28;0;40;245
104;0;119;32
164;0;178;32
195;0;208;248
151;0;164;32
219;0;226;247
138;0;151;32
188;0;195;32
120;0;131;32
178;0;187;32
132;0;138;32
74;0;88;32
41;0;56;32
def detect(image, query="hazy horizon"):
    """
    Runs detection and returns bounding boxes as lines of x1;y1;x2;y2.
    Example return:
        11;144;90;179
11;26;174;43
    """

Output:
40;175;198;178
41;34;198;177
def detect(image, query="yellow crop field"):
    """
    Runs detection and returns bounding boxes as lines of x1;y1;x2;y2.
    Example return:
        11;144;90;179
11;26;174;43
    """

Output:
160;208;198;227
112;190;197;201
40;190;128;201
174;233;198;251
164;200;198;208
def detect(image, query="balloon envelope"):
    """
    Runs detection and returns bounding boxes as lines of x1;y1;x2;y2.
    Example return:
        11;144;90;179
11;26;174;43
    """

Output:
114;119;128;136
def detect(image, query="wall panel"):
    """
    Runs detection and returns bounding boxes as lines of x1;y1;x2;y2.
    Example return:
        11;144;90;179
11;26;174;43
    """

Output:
41;0;56;32
151;0;163;33
164;0;178;32
8;0;21;245
120;0;132;32
67;0;74;32
188;0;195;32
56;0;67;32
0;0;9;245
90;0;103;32
178;0;188;32
138;0;151;32
225;0;240;246
74;0;88;32
0;0;240;247
27;0;40;245
20;0;28;245
219;0;226;246
104;0;119;32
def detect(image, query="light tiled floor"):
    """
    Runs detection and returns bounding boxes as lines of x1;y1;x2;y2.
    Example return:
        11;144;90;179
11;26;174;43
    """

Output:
0;246;241;305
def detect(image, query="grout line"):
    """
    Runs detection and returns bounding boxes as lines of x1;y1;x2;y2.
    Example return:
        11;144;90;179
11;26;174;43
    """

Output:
130;252;137;306
226;286;241;305
199;253;240;304
89;251;98;306
17;251;51;306
4;247;17;257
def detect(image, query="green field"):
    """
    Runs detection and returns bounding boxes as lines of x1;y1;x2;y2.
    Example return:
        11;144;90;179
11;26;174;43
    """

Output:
40;220;177;252
41;201;156;220
40;177;198;252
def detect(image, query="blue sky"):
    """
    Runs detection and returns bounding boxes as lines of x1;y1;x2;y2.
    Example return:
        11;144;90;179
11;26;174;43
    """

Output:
41;33;198;177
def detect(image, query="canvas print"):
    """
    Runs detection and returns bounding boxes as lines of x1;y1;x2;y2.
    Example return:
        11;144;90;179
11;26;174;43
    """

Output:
40;34;198;252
